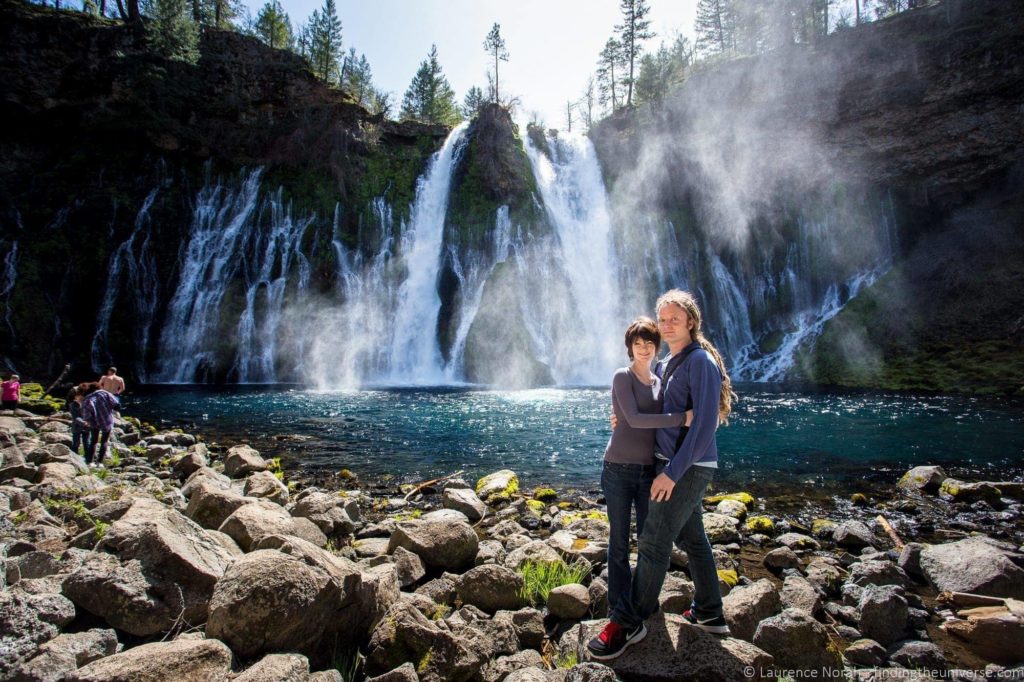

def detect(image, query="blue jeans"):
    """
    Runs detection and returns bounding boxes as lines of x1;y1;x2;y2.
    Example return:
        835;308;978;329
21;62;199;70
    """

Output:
601;461;657;613
72;428;93;457
611;465;722;628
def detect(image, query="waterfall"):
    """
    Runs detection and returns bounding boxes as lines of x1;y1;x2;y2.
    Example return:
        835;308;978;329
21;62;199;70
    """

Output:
90;189;160;380
1;239;18;337
385;123;468;384
520;131;624;383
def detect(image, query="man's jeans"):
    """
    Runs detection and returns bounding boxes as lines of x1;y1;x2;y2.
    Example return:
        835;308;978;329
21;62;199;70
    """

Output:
610;465;722;628
601;461;657;613
71;428;93;457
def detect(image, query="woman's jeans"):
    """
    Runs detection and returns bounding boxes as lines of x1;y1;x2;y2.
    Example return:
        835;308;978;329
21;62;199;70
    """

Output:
601;460;657;614
611;465;723;628
86;428;111;464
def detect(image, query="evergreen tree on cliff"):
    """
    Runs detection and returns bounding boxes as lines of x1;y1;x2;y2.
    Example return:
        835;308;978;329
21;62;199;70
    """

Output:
483;23;509;105
596;37;625;113
462;86;486;118
255;0;292;50
400;45;461;126
615;0;655;107
695;0;735;57
308;0;343;83
146;0;199;63
341;48;375;108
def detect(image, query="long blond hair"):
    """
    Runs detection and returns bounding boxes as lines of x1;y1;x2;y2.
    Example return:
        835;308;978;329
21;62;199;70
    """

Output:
656;289;736;425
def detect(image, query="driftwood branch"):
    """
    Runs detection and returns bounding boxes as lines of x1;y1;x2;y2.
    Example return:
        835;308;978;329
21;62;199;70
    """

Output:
403;470;464;501
875;514;904;549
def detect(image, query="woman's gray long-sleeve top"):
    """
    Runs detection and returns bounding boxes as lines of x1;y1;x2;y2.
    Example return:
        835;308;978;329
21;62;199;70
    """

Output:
603;368;684;465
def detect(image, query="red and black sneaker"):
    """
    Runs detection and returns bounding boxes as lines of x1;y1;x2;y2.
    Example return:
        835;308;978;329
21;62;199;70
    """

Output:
586;620;647;660
682;608;731;635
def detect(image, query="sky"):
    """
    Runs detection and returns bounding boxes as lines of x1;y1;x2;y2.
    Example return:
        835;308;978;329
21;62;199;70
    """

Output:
242;0;699;128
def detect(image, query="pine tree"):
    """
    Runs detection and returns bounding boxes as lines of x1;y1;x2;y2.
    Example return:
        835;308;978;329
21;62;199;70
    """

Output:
615;0;655;107
145;0;199;63
399;45;461;126
308;0;342;83
596;38;625;113
255;0;292;50
341;48;375;108
462;86;486;118
694;0;734;58
204;0;241;28
482;23;509;105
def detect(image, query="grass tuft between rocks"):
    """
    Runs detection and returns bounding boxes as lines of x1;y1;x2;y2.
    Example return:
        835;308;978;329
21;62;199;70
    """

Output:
516;559;591;607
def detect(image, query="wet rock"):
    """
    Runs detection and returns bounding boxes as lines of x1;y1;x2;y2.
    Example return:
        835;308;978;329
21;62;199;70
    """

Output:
12;628;118;681
219;499;328;551
920;537;1024;599
547;583;590;620
456;564;527;613
185;480;251;530
443;487;486;521
365;601;483;682
74;638;233;681
388;519;479;571
753;608;843;677
858;584;908;646
560;615;774;680
898;465;946;493
224;445;268;478
844;638;887;667
234;653;311;681
888;640;947;671
243;470;289;505
939;479;1002;505
723;578;782;641
780;575;822;616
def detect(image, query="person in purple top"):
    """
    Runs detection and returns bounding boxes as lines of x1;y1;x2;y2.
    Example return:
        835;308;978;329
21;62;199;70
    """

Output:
602;317;689;616
589;289;737;660
77;382;120;466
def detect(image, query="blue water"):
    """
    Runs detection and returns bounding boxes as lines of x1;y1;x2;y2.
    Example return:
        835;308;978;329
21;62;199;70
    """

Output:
128;385;1024;495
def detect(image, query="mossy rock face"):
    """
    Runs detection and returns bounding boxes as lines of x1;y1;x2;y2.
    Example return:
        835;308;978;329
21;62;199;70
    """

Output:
17;383;64;415
746;516;776;535
850;493;869;506
717;569;739;587
705;492;755;507
475;469;520;503
525;499;546;516
555;510;610;528
533;487;557;502
812;519;837;537
938;478;1002;504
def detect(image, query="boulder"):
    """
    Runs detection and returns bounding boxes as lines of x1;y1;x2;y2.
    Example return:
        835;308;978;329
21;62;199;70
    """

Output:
244;470;289;505
702;513;741;545
223;445;268;478
476;470;519;503
366;662;418;682
560;615;774;680
392;546;426;588
776;533;820;551
234;653;312;681
504;540;564;571
887;640;947;671
919;537;1024;599
184;480;251;530
857;585;908;646
843;638;887;667
290;491;357;540
849;559;910;588
171;448;208;480
443;487;487;521
388;520;478;571
547;583;591;620
939;479;1002;504
509;607;546;650
547;530;608;565
898;466;946;493
180;467;232;498
476;539;507;566
715;499;747;519
723;579;783;641
480;650;546;682
12;628;118;681
456;564;527;613
219;499;327;551
833;521;875;549
780;575;822;616
0;590;61;679
805;558;844;597
74;638;233;681
897;542;926;583
763;547;801;572
63;553;175;636
365;601;484;682
753;608;843;677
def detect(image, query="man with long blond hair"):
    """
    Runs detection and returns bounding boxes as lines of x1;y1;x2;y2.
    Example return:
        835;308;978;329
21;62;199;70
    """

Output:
588;289;735;660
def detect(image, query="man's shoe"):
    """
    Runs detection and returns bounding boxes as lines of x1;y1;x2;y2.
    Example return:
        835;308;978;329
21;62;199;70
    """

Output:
586;620;647;660
683;609;731;635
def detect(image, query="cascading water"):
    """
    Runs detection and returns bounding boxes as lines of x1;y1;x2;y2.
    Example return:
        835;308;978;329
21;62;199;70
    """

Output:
90;189;160;380
520;131;624;383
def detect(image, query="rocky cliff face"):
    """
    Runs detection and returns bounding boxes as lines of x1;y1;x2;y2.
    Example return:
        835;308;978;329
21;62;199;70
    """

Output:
589;0;1024;393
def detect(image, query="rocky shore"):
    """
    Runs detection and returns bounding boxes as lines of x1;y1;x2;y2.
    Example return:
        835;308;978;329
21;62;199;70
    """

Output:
1;406;1023;681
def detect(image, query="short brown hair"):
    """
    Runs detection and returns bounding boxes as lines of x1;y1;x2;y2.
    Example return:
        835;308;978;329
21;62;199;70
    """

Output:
624;317;661;360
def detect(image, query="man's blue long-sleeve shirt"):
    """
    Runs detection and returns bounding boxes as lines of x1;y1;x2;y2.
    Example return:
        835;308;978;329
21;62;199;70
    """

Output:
656;342;722;482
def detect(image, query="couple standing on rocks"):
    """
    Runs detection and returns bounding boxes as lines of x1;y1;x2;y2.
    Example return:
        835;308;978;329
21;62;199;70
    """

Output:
589;288;736;660
67;367;126;468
